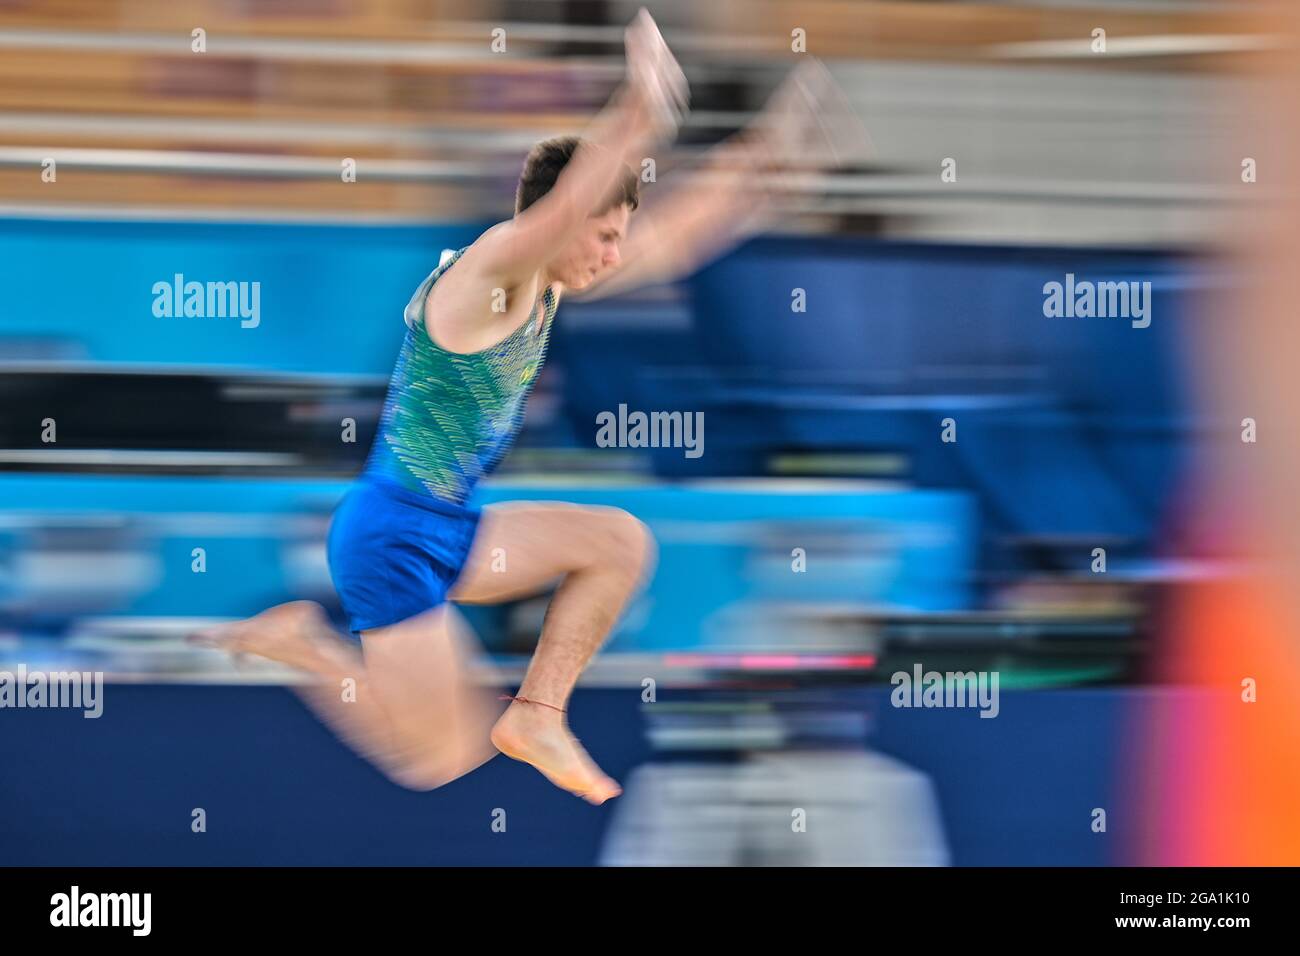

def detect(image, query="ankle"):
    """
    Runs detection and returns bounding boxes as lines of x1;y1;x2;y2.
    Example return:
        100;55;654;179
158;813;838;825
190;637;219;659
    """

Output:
499;695;567;722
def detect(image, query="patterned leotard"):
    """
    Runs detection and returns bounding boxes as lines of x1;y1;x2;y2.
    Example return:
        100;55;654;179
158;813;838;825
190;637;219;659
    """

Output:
362;246;558;504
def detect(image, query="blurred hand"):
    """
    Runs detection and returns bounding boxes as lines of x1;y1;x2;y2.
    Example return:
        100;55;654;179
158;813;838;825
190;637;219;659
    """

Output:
752;58;871;172
624;8;689;140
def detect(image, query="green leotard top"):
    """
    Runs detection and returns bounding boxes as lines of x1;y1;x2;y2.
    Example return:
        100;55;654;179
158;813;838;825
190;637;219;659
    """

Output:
362;246;558;505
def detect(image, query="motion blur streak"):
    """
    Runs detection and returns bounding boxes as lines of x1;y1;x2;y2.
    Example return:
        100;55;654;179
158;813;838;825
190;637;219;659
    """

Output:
1137;2;1300;866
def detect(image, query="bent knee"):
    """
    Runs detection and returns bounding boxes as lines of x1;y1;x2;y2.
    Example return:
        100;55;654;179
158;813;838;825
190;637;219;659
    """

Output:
387;764;446;792
385;753;468;792
627;514;658;583
594;509;657;584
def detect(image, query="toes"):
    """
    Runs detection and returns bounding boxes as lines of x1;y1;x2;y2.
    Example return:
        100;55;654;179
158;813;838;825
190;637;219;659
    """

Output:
581;779;622;805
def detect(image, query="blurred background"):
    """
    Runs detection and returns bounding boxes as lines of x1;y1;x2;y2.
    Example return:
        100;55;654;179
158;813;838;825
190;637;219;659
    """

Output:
0;0;1289;866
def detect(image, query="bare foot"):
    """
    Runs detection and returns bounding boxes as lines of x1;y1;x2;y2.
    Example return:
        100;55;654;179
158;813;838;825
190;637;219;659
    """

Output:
490;702;622;806
189;601;349;673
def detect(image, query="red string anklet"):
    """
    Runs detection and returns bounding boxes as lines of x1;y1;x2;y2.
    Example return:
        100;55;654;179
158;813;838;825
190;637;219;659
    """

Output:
499;694;566;714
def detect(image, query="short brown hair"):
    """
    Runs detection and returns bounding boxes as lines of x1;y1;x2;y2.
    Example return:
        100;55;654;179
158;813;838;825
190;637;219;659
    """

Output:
515;136;640;216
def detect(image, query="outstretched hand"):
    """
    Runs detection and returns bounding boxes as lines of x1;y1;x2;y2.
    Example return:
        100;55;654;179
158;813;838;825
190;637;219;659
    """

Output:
624;7;690;142
750;58;871;176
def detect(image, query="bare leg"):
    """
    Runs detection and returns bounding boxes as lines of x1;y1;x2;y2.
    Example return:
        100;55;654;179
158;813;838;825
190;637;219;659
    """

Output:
450;502;656;804
192;500;654;802
357;606;503;789
191;601;501;790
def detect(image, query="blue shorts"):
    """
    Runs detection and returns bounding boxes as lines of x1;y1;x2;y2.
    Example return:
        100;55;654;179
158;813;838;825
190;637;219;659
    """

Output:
326;475;482;636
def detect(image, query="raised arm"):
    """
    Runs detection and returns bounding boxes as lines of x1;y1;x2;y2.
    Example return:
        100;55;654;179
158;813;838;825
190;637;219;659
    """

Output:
469;9;689;290
571;59;867;302
568;131;787;302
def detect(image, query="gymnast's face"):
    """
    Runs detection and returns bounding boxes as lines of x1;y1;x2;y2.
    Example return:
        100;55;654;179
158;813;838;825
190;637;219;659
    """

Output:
550;203;630;290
